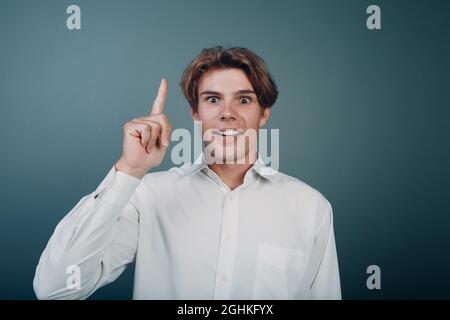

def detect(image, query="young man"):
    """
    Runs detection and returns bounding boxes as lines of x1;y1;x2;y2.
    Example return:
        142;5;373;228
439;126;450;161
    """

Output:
33;46;341;300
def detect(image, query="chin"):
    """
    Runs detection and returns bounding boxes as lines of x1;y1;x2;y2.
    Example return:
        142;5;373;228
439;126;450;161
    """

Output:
204;140;249;165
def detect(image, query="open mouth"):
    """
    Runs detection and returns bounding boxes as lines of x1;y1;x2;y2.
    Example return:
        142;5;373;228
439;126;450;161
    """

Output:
212;129;244;137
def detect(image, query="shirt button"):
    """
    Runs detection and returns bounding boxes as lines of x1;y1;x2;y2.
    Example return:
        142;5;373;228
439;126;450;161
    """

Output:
221;275;228;282
225;233;232;240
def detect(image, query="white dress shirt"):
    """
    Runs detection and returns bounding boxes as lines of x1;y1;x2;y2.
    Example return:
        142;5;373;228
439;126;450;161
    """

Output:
33;154;341;300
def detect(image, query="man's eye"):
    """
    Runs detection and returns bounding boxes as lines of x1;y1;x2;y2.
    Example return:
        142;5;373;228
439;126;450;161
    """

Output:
207;96;219;103
240;97;251;104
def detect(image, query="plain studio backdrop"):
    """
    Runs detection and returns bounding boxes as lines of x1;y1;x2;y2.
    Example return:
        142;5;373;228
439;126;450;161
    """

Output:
0;0;449;299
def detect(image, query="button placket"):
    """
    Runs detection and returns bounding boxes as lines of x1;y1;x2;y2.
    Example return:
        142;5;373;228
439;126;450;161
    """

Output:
213;191;240;299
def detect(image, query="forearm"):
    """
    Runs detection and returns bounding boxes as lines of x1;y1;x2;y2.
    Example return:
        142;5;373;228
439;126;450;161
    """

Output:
33;167;141;299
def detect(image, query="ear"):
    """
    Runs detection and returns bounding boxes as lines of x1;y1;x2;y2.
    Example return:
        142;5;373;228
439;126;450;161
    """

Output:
259;107;270;128
190;107;199;121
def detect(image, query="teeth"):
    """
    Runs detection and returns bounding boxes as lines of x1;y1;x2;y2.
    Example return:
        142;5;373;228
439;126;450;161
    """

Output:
215;129;243;136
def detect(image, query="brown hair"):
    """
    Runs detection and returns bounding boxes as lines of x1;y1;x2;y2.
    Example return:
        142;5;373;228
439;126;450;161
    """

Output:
179;46;278;111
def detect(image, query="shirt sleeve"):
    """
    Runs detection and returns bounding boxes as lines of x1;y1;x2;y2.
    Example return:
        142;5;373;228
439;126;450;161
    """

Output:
294;198;342;300
33;166;142;300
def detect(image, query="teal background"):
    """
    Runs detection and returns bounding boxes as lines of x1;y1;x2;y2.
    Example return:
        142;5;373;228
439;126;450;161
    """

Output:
1;0;449;299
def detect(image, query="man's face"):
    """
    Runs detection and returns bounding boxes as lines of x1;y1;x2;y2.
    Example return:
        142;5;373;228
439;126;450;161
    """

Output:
191;68;270;164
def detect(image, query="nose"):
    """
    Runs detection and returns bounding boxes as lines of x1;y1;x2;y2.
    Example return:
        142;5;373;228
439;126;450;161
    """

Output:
220;112;236;122
220;102;237;122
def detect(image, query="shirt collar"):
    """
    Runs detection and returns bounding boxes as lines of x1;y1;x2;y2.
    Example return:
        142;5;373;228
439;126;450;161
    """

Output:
179;152;279;181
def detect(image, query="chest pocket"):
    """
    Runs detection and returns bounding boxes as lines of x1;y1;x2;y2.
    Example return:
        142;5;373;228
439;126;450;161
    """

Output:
252;243;309;299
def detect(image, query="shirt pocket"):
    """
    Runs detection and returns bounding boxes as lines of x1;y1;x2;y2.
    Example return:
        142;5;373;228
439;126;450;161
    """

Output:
252;243;309;299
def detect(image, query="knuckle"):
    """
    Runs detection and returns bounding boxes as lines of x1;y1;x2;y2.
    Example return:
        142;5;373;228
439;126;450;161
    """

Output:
143;124;151;133
153;121;162;130
142;124;151;134
124;121;133;130
140;116;151;121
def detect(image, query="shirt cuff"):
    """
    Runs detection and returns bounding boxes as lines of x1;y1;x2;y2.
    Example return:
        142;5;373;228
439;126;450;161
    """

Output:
97;168;142;207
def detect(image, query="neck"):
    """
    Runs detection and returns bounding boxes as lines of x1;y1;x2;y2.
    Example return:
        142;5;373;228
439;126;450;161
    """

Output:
207;151;257;191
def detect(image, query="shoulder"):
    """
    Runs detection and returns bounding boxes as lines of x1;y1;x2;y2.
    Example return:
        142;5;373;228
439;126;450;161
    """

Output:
272;171;330;202
270;170;333;220
140;168;178;187
139;162;200;189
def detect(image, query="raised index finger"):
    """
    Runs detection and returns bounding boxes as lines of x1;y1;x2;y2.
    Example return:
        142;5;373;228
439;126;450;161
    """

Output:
150;78;168;115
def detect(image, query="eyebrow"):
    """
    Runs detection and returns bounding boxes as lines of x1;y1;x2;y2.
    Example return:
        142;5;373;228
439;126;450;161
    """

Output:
199;89;256;96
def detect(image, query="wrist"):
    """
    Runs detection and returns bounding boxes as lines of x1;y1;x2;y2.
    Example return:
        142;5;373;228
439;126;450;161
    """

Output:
114;159;148;179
